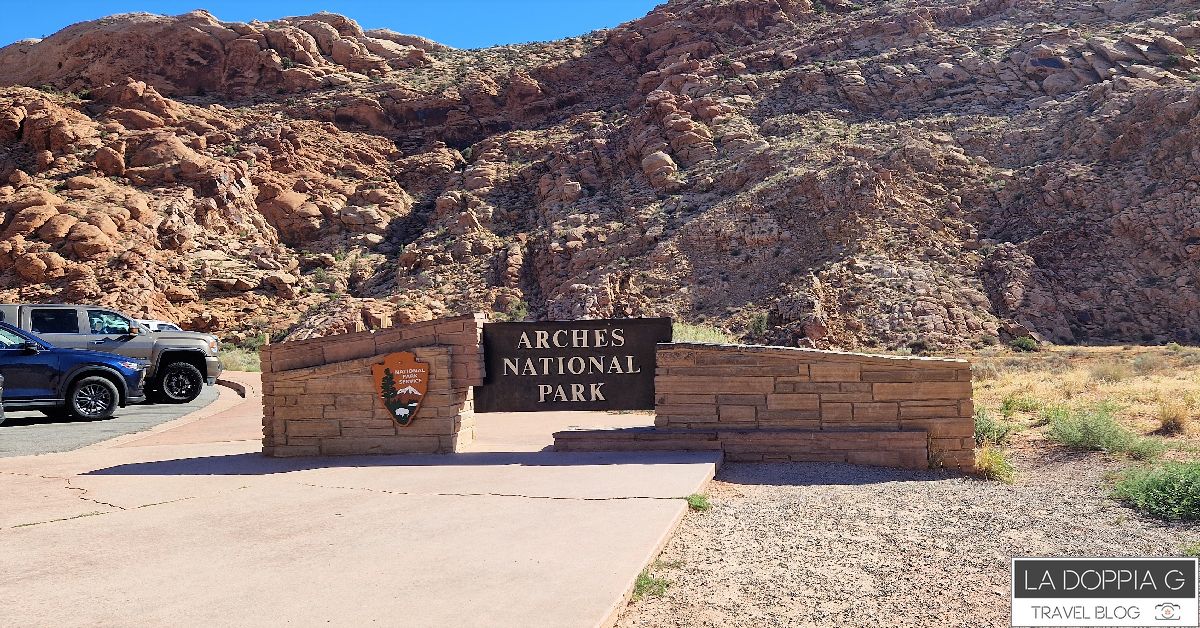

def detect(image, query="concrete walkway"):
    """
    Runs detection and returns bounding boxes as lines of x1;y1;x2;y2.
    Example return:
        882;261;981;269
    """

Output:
0;374;718;628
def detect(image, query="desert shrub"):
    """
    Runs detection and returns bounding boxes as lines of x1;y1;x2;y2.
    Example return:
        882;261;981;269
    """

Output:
1088;360;1132;383
748;312;769;336
242;332;269;352
1156;401;1191;435
1166;342;1184;352
1132;353;1166;375
1000;393;1042;418
493;300;529;322
1113;462;1200;521
219;347;261;373
1046;404;1164;460
1036;403;1070;427
907;338;931;354
673;322;735;344
974;409;1014;446
1010;336;1038;352
976;446;1015;483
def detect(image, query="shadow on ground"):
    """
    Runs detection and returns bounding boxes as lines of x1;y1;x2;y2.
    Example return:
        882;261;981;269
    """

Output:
85;450;723;476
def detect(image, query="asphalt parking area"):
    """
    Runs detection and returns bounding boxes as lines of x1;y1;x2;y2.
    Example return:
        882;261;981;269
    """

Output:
0;386;219;457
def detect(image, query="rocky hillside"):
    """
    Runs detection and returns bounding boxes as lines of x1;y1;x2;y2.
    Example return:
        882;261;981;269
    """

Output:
1;0;1198;350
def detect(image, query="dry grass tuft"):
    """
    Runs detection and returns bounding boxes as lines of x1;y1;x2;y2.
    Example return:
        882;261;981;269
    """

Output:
976;446;1015;483
1088;360;1133;383
1157;400;1193;435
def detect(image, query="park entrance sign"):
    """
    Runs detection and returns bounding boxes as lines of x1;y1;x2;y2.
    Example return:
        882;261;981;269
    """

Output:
473;318;672;412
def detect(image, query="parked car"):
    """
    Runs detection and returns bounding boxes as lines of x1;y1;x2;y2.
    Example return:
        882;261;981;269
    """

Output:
0;304;221;404
135;319;184;332
0;322;146;420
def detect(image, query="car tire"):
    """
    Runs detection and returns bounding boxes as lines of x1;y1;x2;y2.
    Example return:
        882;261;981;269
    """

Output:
155;362;204;404
67;376;120;421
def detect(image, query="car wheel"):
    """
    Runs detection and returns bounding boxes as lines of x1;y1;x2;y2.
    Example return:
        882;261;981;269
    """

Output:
68;376;120;420
156;362;204;404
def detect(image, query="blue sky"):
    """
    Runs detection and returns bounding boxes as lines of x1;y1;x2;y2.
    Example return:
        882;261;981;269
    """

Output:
1;1;663;49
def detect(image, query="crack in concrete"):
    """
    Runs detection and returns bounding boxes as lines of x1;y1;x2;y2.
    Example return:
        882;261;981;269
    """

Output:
298;482;688;503
61;477;127;511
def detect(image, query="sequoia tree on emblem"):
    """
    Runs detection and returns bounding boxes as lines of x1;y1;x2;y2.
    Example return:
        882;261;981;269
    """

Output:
371;352;430;426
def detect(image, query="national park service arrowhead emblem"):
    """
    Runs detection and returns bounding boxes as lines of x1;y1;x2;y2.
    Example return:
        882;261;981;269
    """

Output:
372;352;429;426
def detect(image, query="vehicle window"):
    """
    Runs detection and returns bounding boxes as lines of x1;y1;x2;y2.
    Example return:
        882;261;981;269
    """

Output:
31;309;80;334
88;310;131;335
0;328;26;348
162;324;181;331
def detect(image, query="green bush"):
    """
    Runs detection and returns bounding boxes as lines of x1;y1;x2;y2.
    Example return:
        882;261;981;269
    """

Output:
1166;342;1184;352
1113;462;1200;521
1010;336;1038;352
493;300;529;322
242;332;269;352
1046;404;1164;460
974;409;1014;446
748;313;769;336
672;322;735;344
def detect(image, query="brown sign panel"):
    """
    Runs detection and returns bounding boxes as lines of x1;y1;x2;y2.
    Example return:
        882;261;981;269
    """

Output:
474;318;672;412
372;352;429;426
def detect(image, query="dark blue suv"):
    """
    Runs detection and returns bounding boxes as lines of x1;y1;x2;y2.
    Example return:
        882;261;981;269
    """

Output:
0;322;146;421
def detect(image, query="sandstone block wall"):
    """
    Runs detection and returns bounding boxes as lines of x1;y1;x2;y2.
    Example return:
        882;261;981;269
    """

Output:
554;427;931;468
260;314;485;457
652;343;974;470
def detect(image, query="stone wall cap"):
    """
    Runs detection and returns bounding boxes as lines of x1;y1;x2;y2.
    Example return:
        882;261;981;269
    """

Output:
262;313;484;357
660;342;969;365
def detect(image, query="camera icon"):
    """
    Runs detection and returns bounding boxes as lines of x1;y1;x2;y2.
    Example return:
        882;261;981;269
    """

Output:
1156;602;1181;621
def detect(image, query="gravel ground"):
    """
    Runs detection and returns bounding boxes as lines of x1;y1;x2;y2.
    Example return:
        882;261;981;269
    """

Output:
618;451;1199;628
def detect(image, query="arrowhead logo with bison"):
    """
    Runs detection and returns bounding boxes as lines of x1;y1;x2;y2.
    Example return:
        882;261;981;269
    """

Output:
372;352;429;426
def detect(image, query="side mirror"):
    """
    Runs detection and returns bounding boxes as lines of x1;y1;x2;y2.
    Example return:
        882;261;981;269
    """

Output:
21;341;40;353
128;326;142;336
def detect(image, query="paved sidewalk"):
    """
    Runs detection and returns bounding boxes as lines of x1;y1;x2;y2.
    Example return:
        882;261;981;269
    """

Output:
0;376;718;628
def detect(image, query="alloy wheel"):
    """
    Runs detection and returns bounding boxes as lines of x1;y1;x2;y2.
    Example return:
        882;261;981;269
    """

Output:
75;383;113;417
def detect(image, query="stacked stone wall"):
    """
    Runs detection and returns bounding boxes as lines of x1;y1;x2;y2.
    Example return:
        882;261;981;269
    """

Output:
260;314;485;457
556;342;974;471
